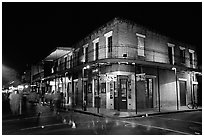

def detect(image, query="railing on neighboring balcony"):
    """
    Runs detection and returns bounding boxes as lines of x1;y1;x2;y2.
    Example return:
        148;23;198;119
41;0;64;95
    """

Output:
32;71;44;81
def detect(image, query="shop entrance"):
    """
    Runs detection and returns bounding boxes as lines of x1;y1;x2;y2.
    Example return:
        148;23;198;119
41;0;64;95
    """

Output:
114;76;128;110
119;78;128;109
179;80;186;106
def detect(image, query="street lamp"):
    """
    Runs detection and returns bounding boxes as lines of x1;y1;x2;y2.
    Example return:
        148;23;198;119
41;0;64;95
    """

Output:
172;67;179;110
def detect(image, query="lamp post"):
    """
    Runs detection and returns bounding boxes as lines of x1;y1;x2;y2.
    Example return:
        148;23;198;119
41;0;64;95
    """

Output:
65;72;68;106
82;65;90;111
172;67;179;110
133;63;137;114
82;67;84;110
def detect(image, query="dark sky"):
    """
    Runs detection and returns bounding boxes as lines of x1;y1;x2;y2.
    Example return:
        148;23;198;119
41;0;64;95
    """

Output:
2;2;202;76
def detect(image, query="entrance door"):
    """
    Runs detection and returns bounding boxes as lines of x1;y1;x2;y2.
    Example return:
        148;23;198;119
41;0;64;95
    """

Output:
145;78;153;108
179;80;186;106
74;82;79;106
119;79;127;109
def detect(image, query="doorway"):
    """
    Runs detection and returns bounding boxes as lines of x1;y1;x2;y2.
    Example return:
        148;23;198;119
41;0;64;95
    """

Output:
145;78;153;108
119;78;128;109
114;76;128;110
179;80;187;106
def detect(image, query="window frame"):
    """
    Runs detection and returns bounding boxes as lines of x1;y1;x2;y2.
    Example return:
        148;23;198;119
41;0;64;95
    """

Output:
93;38;99;61
167;43;175;65
189;49;195;68
179;46;186;64
136;33;146;57
83;44;88;63
104;31;113;58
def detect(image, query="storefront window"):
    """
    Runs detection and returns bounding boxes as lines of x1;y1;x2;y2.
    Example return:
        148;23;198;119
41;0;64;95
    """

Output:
101;83;106;93
110;82;114;99
128;81;131;99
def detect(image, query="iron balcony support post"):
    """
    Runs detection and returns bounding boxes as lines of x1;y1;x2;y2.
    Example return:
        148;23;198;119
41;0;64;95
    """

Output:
97;63;100;113
157;67;161;112
134;63;137;114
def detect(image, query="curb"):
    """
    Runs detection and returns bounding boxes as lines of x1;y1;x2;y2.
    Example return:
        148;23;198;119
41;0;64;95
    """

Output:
69;108;202;119
66;108;105;118
121;108;202;118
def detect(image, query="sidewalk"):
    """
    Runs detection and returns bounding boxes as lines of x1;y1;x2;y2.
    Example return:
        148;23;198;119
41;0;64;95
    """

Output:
2;103;54;120
3;102;202;120
71;106;202;118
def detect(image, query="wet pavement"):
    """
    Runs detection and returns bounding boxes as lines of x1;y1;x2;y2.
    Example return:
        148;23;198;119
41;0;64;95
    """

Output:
2;101;202;135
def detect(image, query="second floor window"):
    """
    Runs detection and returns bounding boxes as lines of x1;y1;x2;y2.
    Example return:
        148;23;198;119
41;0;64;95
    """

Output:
93;38;99;61
108;36;112;53
167;43;175;65
83;44;88;63
136;33;145;57
58;59;61;71
179;47;185;64
104;31;113;58
70;55;73;68
189;49;195;68
189;52;193;64
95;42;99;60
77;51;80;65
64;56;67;69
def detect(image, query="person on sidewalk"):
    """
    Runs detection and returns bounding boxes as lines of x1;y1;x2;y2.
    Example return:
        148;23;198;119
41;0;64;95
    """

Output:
53;90;62;114
49;90;55;111
9;90;21;115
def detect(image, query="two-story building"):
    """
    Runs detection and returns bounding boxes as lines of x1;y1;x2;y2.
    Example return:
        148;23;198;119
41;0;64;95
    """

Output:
32;17;201;112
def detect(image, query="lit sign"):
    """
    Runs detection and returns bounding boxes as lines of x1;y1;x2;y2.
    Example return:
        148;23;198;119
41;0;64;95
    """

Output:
106;75;117;82
18;85;24;90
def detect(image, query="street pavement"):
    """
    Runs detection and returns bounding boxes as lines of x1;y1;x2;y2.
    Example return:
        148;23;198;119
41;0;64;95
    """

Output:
2;101;202;135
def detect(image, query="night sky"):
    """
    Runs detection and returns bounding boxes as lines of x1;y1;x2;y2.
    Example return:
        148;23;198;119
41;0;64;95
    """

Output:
2;2;202;85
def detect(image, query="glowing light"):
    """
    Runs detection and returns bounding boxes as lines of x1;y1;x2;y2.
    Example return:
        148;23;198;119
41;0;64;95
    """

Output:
172;67;176;71
25;85;29;88
86;65;90;69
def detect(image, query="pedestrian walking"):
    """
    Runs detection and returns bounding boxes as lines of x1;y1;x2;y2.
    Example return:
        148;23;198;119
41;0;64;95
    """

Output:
9;90;21;115
53;91;62;114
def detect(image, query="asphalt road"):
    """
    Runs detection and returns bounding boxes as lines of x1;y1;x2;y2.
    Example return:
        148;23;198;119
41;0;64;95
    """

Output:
2;105;202;135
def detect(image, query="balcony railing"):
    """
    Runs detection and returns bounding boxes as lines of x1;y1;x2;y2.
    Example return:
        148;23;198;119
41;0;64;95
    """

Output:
51;44;197;74
32;71;44;81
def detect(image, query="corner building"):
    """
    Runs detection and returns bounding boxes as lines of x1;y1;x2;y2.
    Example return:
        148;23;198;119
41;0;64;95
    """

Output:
35;18;201;112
